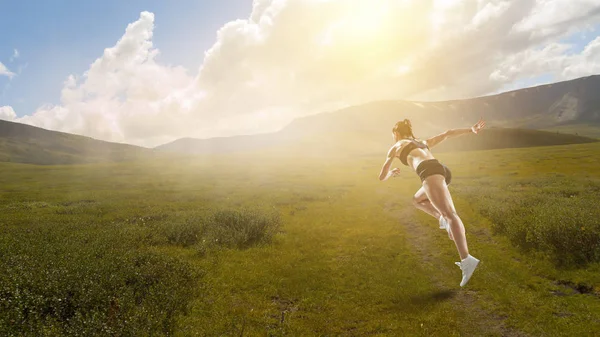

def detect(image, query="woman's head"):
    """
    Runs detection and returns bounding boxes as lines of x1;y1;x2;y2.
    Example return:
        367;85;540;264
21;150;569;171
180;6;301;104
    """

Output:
392;119;414;141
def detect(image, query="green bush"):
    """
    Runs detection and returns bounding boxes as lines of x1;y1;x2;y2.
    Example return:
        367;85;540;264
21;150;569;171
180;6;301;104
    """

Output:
0;204;283;336
203;208;282;249
461;177;600;266
0;224;199;336
161;218;204;247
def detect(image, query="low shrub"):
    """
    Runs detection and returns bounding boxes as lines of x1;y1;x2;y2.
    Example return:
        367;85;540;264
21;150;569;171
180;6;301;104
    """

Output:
161;218;204;247
203;208;282;249
459;177;600;266
0;225;199;336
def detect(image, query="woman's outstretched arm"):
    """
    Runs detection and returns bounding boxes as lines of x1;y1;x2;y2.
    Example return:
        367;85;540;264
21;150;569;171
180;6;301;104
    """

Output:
379;146;400;181
425;118;486;148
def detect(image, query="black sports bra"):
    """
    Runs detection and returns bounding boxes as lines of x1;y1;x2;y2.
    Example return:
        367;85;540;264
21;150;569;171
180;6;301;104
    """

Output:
399;139;429;166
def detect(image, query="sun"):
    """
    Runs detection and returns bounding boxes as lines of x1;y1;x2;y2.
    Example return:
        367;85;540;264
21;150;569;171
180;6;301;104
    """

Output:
338;2;389;40
348;6;386;36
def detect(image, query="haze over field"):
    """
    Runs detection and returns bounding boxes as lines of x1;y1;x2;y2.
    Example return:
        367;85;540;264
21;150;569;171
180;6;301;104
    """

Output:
2;0;600;147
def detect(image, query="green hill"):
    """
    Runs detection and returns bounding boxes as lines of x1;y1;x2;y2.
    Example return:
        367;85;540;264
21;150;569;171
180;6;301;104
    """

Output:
542;123;600;139
433;128;598;153
0;120;153;165
157;127;597;158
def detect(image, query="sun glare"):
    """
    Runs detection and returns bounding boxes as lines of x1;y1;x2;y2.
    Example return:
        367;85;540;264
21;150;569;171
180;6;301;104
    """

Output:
397;64;411;75
348;6;386;36
334;2;390;41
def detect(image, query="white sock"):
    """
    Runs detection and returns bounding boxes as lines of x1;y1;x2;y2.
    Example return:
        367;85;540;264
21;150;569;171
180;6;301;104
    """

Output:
462;254;476;262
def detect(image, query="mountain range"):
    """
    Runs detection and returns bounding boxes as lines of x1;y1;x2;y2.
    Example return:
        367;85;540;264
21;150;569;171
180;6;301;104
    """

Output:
158;75;600;156
1;75;599;164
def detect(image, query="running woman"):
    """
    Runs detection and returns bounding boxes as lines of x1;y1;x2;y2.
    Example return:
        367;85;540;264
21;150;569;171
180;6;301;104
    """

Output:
378;118;486;287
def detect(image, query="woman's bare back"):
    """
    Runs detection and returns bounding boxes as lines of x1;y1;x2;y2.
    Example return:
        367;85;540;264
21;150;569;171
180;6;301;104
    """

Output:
394;139;437;171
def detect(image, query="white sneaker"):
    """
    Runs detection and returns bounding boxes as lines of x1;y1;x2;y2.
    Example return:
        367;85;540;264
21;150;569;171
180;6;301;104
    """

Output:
439;215;448;230
455;255;480;287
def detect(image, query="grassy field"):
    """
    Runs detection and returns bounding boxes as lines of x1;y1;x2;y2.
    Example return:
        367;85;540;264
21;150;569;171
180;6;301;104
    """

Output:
1;143;600;336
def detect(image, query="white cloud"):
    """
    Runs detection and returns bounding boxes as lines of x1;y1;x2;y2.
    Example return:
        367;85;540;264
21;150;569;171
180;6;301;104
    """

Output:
0;106;16;121
0;62;15;79
512;0;600;39
491;36;600;84
563;36;600;78
490;43;572;83
9;49;19;62
17;12;193;145
470;1;510;29
11;1;600;147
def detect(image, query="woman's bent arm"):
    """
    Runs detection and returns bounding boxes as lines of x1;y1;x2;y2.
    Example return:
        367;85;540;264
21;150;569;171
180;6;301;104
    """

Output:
379;147;398;181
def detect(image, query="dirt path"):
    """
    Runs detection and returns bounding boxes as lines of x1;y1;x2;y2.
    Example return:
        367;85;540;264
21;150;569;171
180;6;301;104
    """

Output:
384;199;529;337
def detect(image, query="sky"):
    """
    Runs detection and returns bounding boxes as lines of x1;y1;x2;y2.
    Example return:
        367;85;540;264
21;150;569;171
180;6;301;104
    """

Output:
1;0;600;147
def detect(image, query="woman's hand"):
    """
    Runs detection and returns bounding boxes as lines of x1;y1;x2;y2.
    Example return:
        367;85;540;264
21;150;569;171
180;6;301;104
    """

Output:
383;168;401;181
381;167;401;181
471;118;486;134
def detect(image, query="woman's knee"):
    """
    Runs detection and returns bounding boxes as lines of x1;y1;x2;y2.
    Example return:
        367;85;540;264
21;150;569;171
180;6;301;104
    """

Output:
439;209;458;219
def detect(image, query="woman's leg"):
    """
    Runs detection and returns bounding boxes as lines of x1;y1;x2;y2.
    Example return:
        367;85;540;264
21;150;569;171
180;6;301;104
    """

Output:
422;175;468;259
413;187;454;240
412;187;441;219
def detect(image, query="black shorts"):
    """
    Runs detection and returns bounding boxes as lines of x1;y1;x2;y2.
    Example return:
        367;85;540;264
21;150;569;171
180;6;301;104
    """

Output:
415;159;452;185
